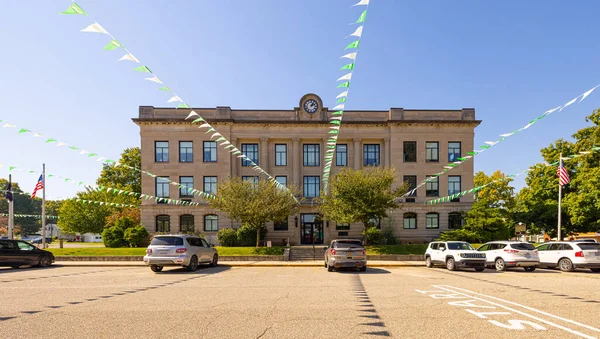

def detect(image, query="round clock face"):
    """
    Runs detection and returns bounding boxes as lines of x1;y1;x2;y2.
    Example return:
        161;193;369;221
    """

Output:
303;99;319;113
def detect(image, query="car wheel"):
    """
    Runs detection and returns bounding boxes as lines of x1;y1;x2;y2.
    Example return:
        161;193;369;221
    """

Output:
559;258;574;272
150;265;163;272
475;268;485;272
495;258;506;271
11;265;20;269
524;267;536;272
425;256;433;268
327;265;334;272
187;255;199;272
210;254;218;267
324;261;328;268
446;258;456;271
590;268;600;273
37;255;52;267
359;266;367;272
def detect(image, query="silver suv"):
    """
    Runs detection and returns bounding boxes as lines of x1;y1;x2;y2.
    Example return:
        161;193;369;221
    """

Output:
143;235;218;273
425;241;486;271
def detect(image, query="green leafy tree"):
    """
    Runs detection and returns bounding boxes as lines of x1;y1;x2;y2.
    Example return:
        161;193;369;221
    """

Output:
97;147;141;193
209;177;301;247
124;226;150;247
58;188;117;234
317;167;407;232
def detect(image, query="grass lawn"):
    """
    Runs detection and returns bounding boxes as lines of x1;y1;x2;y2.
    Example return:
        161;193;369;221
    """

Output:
48;246;285;257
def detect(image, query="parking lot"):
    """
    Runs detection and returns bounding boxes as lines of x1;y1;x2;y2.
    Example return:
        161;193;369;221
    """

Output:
1;265;599;338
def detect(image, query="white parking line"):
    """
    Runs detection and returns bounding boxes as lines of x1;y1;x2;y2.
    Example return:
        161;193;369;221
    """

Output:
432;285;599;339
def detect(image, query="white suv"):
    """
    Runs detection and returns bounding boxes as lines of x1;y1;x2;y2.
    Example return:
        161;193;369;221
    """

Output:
477;241;539;271
536;241;600;272
143;235;218;273
425;241;486;271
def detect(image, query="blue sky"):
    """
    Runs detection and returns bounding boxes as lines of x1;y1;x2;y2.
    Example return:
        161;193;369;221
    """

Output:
1;0;599;199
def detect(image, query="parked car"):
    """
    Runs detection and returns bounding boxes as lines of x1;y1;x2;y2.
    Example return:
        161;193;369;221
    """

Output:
477;241;539;271
143;235;218;273
0;239;55;268
324;239;367;272
536;242;600;272
571;239;598;243
425;241;486;271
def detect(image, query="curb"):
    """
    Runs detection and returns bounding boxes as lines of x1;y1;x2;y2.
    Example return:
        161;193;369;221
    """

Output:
54;262;425;268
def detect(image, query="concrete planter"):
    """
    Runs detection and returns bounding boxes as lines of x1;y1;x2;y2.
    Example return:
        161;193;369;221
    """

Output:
367;254;424;261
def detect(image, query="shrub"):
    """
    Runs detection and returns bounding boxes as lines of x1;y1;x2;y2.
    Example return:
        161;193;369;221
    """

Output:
362;226;381;246
217;228;238;247
113;216;136;230
236;224;268;246
437;229;483;243
124;226;150;247
102;226;126;248
379;225;397;245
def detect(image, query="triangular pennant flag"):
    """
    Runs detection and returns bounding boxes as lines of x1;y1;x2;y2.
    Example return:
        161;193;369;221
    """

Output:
340;52;357;60
345;40;360;50
191;117;205;124
499;132;515;137
18;128;30;134
158;86;171;92
176;104;191;109
119;53;140;63
144;75;162;84
2;123;16;128
356;10;368;23
347;26;363;38
331;110;344;116
206;127;216;133
32;132;42;137
104;40;122;51
45;138;57;143
337;82;350;88
134;66;152;73
81;23;108;34
336;91;348;98
560;97;578;111
56;141;67;147
580;85;600;102
340;63;354;71
61;2;87;15
336;97;347;104
337;73;353;81
167;95;182;103
332;104;345;110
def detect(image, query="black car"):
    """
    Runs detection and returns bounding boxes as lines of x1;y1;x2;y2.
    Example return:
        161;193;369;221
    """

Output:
0;239;55;269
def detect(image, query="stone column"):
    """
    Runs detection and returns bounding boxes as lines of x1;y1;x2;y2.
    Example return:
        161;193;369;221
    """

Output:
384;138;390;168
260;137;269;172
353;138;361;169
231;138;238;177
292;137;300;186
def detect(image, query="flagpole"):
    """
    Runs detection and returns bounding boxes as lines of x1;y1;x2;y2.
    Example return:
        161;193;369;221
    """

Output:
557;153;562;241
8;174;14;240
42;163;47;249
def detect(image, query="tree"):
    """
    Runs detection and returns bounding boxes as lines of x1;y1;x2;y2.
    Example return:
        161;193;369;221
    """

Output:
317;167;408;232
209;177;301;247
97;147;141;193
58;188;117;234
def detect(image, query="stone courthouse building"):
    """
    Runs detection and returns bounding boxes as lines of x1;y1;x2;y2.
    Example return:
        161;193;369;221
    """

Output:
133;94;480;245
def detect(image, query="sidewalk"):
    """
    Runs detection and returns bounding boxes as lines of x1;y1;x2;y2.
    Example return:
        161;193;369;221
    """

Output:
55;260;425;268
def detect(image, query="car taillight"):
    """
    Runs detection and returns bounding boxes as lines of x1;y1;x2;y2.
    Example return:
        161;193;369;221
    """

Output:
504;249;519;254
176;248;187;253
146;248;152;254
575;251;584;257
362;249;366;255
331;249;337;256
534;250;538;254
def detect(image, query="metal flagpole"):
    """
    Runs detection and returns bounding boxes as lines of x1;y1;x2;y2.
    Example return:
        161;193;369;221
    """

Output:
42;163;46;249
8;174;14;240
557;153;562;241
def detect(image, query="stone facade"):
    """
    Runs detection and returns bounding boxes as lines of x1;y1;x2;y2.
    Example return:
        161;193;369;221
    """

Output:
132;94;481;245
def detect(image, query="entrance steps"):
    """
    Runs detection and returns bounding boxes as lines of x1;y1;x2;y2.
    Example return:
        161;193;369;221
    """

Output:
290;246;326;261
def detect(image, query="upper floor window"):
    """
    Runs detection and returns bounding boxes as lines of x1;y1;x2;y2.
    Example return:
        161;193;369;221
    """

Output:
336;144;348;166
242;144;259;166
425;142;439;162
204;215;218;232
179;141;193;162
448;142;461;162
403;213;417;229
448;176;461;199
156;215;170;233
275;176;287;188
303;144;320;166
448;212;464;229
363;144;380;166
275;144;287;166
156;177;170;201
242;176;258;184
204;176;218;195
155;141;169;162
403;141;416;162
426;176;439;196
179;176;194;197
426;213;439;229
403;175;417;197
303;176;320;197
203;141;217;162
180;215;195;233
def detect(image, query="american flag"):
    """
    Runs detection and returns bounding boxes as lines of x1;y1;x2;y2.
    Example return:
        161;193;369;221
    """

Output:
557;159;570;186
31;174;44;199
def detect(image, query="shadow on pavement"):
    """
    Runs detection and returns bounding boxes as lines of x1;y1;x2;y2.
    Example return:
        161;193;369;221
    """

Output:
150;265;232;275
0;265;62;274
333;267;391;274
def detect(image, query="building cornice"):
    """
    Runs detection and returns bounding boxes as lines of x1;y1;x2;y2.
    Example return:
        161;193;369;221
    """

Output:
132;119;482;128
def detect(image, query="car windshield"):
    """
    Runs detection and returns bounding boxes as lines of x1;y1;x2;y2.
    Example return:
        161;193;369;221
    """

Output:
510;243;536;250
150;237;184;246
333;241;363;249
447;242;474;250
577;243;600;250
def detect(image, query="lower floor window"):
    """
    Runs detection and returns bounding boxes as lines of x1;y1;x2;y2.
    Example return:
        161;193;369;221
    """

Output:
204;215;218;232
403;213;417;229
156;215;170;232
180;215;195;233
426;213;439;229
274;220;288;231
336;223;350;231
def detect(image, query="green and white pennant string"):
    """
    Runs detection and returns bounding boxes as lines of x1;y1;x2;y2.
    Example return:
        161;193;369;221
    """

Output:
404;83;600;198
322;0;370;192
426;146;600;205
0;213;59;220
60;1;293;200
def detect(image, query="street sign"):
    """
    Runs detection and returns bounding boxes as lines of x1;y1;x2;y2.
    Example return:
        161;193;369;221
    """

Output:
515;223;526;234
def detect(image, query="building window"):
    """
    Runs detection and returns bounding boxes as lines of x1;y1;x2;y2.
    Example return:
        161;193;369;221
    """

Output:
448;212;464;229
179;176;194;197
156;177;170;202
274;219;288;231
204;176;218;195
336;144;348;166
180;215;195;233
403;175;417;197
448;142;461;162
363;144;380;166
303;144;320;167
448;176;461;201
179;141;193;162
242;176;259;184
242;144;259;166
426;176;439;196
203;141;217;162
426;213;439;229
275;144;287;166
275;176;287;187
403;213;417;229
425;142;439;162
155;141;169;162
204;215;218;232
303;176;320;197
336;223;350;231
156;215;170;232
403;141;416;162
